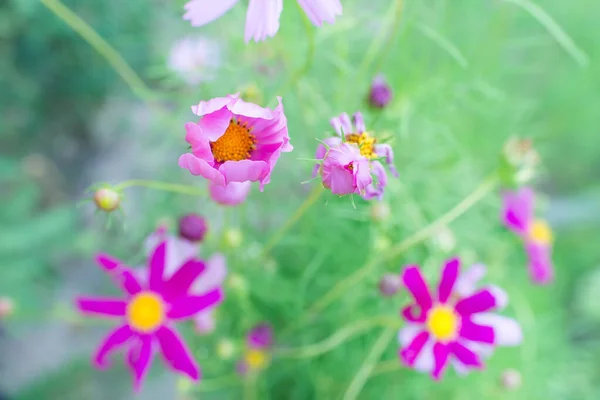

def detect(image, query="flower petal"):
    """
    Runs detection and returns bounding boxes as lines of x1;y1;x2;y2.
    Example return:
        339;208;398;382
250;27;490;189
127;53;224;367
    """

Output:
401;265;433;322
501;187;534;235
94;325;133;369
354;159;373;196
437;257;460;304
362;160;387;201
148;241;167;292
397;323;421;346
178;153;226;186
455;289;497;316
449;342;483;369
127;335;153;393
192;253;227;293
374;143;399;177
296;0;343;26
156;326;200;380
471;313;523;346
193;311;216;334
400;330;429;367
228;95;275;120
183;0;239;27
459;318;495;344
77;297;127;317
244;0;283;43
162;259;206;302
339;112;352;133
96;253;121;272
167;289;224;320
184;123;214;162
525;241;554;284
352;112;365;133
198;108;232;142
454;263;487;297
219;159;269;185
432;342;450;380
192;95;234;117
209;181;252;206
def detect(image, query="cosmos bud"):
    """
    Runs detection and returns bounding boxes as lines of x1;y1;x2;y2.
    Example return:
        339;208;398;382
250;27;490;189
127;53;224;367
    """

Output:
178;213;208;242
378;274;402;297
93;187;121;212
368;74;393;108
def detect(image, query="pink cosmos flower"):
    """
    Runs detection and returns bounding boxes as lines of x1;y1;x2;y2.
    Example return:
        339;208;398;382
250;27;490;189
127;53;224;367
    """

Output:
183;0;342;43
501;187;554;284
320;143;372;196
137;228;227;334
313;112;398;200
236;322;274;376
209;181;252;206
178;93;292;191
75;240;224;391
398;258;522;380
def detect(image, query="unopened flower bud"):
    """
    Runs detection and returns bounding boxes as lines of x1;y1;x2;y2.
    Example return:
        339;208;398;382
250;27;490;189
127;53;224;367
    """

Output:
216;339;236;360
178;213;208;242
370;202;391;223
378;274;402;297
0;297;15;318
368;74;393;108
500;368;522;391
93;187;121;212
223;228;243;248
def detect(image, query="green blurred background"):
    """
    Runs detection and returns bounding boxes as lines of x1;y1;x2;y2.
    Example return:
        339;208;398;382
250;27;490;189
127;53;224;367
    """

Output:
1;0;599;399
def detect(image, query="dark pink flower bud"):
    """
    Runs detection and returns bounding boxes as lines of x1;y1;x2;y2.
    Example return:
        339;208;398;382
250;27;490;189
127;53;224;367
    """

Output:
369;74;393;108
178;213;208;242
378;273;402;297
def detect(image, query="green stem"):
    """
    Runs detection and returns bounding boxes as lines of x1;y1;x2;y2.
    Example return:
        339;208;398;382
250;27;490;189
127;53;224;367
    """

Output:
342;328;396;400
305;173;498;321
369;359;401;377
193;374;240;392
274;316;399;359
114;180;205;197
261;185;324;258
40;0;156;102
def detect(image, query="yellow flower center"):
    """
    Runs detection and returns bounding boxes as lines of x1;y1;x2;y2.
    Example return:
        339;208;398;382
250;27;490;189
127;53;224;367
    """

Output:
244;349;269;370
426;305;460;342
210;120;256;163
127;292;165;333
529;219;553;245
345;132;377;159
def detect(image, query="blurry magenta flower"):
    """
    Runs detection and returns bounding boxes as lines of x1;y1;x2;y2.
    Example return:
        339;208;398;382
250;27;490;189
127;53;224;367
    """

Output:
178;93;292;191
237;323;274;376
184;0;342;43
93;187;121;212
76;240;224;391
313;112;398;200
368;74;393;108
320;143;372;196
501;187;554;284
0;297;14;319
378;274;402;297
209;181;252;206
140;228;227;334
167;36;221;85
500;368;522;390
247;323;274;349
178;213;208;242
398;258;522;380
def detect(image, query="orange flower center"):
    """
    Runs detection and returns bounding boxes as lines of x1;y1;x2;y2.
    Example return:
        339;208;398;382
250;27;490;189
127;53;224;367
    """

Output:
210;120;256;163
426;305;460;342
127;292;165;333
529;219;553;245
345;132;376;159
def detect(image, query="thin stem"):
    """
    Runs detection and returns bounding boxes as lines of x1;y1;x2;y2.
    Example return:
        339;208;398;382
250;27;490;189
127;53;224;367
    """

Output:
274;316;399;359
342;328;396;400
369;359;401;377
261;185;324;257
40;0;156;101
114;180;205;197
305;173;498;319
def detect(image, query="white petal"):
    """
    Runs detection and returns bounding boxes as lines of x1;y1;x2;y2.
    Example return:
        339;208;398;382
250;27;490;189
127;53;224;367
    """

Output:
397;323;421;346
193;311;216;334
164;236;198;277
451;359;471;376
486;285;509;310
413;338;435;373
192;253;227;293
472;313;523;346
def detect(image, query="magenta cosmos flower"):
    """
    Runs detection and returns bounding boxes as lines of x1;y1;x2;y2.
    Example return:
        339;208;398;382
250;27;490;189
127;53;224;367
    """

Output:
236;323;274;376
76;240;224;391
313;112;398;200
398;258;522;380
178;93;292;191
183;0;342;43
501;187;554;284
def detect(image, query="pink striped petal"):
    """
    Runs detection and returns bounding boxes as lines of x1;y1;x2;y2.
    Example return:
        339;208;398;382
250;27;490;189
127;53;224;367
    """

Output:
352;112;365;133
449;342;483;369
178;153;226;186
148;241;167;292
525;241;554;285
77;297;127;317
183;0;239;27
162;259;206;302
501;187;534;235
431;342;450;380
198;107;232;142
399;330;429;366
297;0;343;26
156;326;200;380
167;289;224;320
184;123;214;162
95;253;121;272
455;289;497;316
127;335;153;393
472;314;523;346
401;266;432;322
94;325;133;369
437;258;460;303
458;318;495;344
244;0;283;43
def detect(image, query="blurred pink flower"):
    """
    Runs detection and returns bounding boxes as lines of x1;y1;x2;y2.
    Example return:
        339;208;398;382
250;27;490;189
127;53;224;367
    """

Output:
236;322;274;376
75;240;224;392
209;181;252;206
501;187;554;284
167;36;221;85
398;259;522;380
320;143;372;196
178;93;292;191
183;0;342;43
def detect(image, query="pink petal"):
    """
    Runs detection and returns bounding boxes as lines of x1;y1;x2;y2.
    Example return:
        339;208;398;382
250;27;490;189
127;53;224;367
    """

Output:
401;265;433;322
191;95;234;117
94;325;134;369
354;159;373;196
178;153;226;186
400;330;429;366
472;314;523;346
449;342;483;369
397;323;421;346
77;297;127;317
437;257;460;304
329;116;343;136
193;311;216;334
455;289;497;316
209;181;252;206
296;0;343;27
183;0;239;27
127;335;154;393
162;259;206;302
96;253;121;272
458;318;495;344
339;112;353;133
501;187;534;235
192;253;227;293
362;160;387;201
219;159;269;184
198;108;232;142
148;241;167;292
184;123;215;162
312;137;342;178
228;96;275;119
167;289;224;320
352;112;365;133
374;143;399;177
156;326;200;380
431;342;450;380
525;241;554;284
244;0;283;43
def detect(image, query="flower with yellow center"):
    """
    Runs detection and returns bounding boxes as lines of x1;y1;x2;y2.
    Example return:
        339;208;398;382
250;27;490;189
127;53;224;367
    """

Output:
210;120;256;163
244;349;270;370
127;292;166;333
345;132;377;159
426;305;460;342
528;219;553;245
